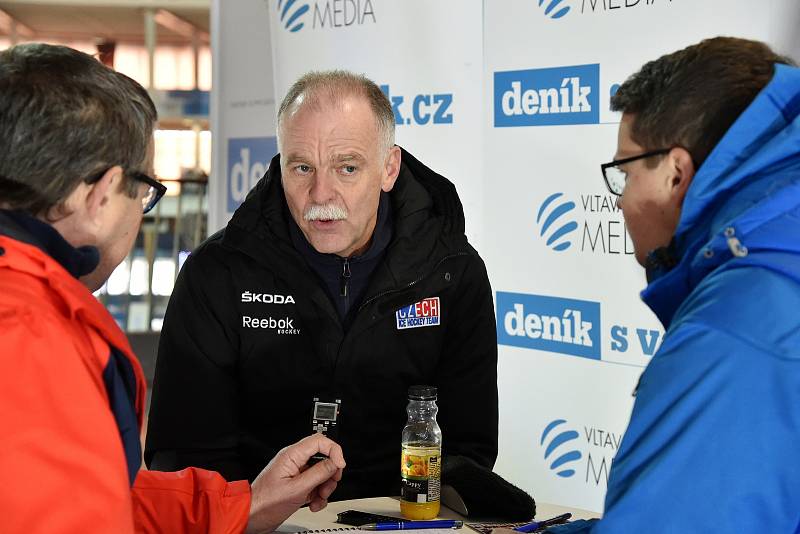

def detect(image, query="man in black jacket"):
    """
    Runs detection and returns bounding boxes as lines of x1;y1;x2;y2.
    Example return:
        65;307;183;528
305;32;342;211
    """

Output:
146;70;498;500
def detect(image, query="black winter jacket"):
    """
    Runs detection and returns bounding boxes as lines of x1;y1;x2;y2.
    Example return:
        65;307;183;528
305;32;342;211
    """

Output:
145;148;498;500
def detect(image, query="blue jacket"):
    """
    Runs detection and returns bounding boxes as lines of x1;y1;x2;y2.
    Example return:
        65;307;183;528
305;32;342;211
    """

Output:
550;65;800;533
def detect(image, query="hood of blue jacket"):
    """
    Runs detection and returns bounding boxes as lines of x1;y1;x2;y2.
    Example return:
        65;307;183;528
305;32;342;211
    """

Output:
642;64;800;327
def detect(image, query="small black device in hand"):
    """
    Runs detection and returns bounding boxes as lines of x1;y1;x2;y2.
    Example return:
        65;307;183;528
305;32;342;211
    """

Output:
308;397;341;465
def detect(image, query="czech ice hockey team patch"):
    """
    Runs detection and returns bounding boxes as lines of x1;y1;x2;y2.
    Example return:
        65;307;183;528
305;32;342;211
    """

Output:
396;297;441;330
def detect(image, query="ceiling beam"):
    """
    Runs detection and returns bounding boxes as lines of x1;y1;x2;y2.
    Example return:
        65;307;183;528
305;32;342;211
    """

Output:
0;0;208;9
0;7;35;38
154;8;208;43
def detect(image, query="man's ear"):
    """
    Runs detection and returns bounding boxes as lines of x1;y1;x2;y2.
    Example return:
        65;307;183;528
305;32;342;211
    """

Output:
48;166;124;246
84;166;124;221
47;166;122;225
381;145;402;192
667;147;695;205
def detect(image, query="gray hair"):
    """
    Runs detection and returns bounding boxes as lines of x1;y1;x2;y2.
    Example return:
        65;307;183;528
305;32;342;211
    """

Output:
0;43;157;215
277;70;395;154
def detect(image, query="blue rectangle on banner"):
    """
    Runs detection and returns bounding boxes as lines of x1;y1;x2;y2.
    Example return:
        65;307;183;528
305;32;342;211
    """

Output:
227;137;277;212
494;64;600;127
496;291;601;359
165;90;210;117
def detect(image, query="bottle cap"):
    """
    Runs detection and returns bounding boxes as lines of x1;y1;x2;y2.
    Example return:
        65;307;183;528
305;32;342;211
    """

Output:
408;385;437;400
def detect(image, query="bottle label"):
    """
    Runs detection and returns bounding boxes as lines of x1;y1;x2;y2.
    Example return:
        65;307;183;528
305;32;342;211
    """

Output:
400;445;441;504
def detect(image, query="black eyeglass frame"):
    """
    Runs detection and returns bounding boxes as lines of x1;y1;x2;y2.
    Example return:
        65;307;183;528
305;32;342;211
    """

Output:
600;148;672;196
84;168;166;214
129;171;167;214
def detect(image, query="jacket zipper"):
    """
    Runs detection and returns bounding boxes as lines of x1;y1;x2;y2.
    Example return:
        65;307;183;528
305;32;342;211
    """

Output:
340;258;352;312
357;252;469;313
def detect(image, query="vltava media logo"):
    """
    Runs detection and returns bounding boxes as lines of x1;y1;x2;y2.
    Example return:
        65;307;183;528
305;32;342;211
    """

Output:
496;292;601;359
494;64;599;127
538;0;673;20
540;418;621;486
541;419;582;477
536;191;635;256
537;193;578;251
276;0;375;33
277;0;310;32
538;0;572;19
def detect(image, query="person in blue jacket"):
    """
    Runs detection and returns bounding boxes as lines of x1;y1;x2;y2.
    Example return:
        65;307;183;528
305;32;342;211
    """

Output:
546;36;800;532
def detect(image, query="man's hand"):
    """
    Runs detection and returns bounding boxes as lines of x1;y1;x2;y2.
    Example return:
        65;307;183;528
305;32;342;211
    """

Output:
245;434;346;534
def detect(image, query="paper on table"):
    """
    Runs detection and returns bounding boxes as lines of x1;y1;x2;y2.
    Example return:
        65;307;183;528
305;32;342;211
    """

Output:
464;522;528;534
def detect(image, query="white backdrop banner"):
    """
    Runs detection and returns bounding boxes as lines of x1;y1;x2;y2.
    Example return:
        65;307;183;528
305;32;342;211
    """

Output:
267;0;485;245
210;0;800;514
209;0;277;233
483;0;800;512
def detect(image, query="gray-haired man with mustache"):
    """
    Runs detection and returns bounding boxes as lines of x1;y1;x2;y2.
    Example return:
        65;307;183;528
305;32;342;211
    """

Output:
146;70;499;501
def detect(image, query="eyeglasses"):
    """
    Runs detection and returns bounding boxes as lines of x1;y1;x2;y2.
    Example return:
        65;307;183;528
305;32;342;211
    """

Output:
600;148;671;196
84;168;167;214
129;171;167;214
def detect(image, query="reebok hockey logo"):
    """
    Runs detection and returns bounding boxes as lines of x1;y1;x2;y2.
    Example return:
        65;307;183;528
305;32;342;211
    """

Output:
242;315;300;335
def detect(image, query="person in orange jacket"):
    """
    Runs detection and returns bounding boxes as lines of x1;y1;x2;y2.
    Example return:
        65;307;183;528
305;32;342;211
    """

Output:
0;42;346;534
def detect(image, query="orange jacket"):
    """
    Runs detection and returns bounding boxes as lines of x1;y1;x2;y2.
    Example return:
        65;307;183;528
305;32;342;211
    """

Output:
0;234;250;533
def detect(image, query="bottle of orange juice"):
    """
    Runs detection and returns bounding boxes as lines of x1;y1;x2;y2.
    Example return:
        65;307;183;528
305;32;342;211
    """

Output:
400;385;442;519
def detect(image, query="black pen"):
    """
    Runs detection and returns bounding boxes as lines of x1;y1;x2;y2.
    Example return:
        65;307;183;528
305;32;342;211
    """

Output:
513;513;572;532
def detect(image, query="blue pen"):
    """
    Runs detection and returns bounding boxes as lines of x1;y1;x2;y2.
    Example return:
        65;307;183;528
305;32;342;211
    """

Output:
360;520;463;531
513;513;572;533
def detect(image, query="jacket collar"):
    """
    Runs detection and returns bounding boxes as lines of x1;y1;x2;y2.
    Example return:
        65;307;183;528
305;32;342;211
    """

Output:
641;64;800;327
0;210;99;278
0;218;147;427
223;147;469;289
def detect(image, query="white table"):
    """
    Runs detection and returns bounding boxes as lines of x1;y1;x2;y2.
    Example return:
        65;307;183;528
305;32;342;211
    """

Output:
278;496;600;533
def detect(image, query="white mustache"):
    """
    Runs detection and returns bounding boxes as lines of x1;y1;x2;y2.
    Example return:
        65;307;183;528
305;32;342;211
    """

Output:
303;204;348;221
